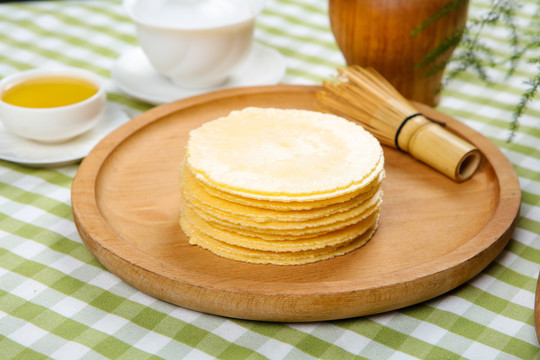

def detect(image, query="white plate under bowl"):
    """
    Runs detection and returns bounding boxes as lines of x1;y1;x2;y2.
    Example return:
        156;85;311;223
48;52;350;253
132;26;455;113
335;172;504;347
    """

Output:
112;43;286;105
0;103;130;167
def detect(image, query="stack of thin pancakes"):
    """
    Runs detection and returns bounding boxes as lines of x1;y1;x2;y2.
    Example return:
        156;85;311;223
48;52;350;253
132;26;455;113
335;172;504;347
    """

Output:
179;107;385;265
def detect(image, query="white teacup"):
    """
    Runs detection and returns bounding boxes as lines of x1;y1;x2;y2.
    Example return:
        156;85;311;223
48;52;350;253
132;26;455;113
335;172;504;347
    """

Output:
0;67;106;143
124;0;266;89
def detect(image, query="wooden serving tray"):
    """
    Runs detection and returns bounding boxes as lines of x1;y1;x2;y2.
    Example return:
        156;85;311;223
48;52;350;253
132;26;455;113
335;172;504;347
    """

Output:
72;85;521;322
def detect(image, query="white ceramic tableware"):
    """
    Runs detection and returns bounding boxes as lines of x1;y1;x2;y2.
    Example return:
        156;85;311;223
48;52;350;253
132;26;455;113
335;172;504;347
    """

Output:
123;0;266;89
112;43;286;105
0;103;129;167
0;67;106;143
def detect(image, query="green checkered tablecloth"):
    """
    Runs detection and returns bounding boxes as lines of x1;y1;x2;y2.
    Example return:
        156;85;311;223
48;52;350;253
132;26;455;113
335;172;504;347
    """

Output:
0;0;539;359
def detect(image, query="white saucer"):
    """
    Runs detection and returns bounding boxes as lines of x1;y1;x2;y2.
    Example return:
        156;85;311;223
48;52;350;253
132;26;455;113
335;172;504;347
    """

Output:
0;103;130;167
112;43;286;105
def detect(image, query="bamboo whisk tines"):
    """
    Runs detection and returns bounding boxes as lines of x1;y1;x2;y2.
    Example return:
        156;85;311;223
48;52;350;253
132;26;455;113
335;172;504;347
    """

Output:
317;66;482;182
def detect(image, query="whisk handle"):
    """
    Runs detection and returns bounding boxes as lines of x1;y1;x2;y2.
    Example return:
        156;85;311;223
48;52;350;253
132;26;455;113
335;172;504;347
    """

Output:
397;116;482;182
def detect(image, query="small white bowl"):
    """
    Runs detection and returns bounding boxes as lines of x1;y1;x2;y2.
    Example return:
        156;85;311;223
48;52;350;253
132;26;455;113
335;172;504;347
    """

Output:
0;68;106;143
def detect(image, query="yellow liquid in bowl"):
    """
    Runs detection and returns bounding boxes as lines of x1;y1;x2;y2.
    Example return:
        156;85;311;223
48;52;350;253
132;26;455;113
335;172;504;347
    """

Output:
1;76;99;108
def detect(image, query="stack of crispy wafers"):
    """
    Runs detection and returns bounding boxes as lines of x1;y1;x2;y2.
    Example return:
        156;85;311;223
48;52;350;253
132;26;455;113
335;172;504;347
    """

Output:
179;107;385;265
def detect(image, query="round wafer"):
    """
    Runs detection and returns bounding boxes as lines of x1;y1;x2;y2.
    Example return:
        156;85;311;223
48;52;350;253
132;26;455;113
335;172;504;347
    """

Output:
186;107;384;201
181;202;380;252
181;162;381;221
179;107;385;265
181;213;379;265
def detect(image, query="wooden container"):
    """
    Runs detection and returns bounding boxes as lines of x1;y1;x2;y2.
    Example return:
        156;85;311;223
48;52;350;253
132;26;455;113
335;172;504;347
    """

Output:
329;0;469;106
534;276;540;342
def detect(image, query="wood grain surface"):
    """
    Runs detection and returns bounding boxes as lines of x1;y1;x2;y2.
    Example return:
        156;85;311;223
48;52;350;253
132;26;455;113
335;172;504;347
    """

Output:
534;275;540;342
71;85;521;322
328;0;469;106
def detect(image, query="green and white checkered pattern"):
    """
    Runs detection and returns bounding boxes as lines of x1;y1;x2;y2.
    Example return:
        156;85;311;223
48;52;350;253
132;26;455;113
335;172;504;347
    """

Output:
0;0;539;359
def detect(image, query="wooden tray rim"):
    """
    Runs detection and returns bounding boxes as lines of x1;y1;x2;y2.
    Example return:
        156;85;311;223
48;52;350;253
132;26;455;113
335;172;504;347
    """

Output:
72;85;521;318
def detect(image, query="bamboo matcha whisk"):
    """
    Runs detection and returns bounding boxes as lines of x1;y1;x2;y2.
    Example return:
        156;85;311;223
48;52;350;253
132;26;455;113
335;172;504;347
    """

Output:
317;66;482;182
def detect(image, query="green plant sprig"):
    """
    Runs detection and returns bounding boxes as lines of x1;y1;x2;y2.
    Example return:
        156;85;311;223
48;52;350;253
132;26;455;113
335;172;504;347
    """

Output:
410;0;469;38
508;58;540;141
416;0;539;141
